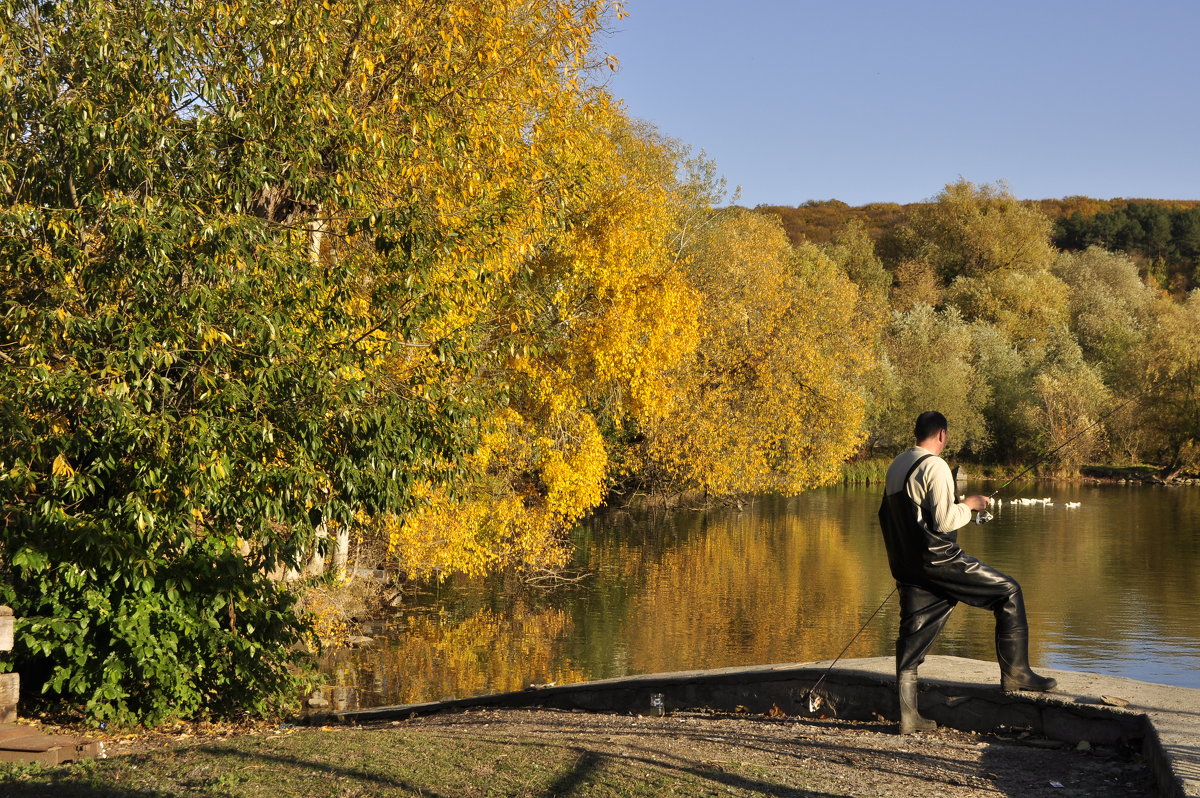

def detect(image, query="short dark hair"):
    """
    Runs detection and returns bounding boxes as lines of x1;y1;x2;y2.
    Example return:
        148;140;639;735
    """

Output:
914;411;948;442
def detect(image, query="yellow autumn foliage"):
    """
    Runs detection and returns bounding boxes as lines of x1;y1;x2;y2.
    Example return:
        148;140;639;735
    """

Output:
642;209;877;494
386;401;607;579
235;0;652;579
542;118;701;423
384;106;701;579
226;0;627;391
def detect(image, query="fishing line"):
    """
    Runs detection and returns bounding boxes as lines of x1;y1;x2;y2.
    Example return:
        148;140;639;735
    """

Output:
801;586;896;713
985;388;1147;503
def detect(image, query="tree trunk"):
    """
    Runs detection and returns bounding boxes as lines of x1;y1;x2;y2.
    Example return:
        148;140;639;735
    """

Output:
331;527;350;579
1161;461;1185;483
303;522;329;577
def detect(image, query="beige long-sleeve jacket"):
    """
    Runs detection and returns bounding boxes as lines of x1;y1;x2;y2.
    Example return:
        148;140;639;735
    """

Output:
883;446;972;534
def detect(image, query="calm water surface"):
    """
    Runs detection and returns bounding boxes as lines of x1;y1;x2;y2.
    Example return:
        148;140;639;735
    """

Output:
322;483;1200;708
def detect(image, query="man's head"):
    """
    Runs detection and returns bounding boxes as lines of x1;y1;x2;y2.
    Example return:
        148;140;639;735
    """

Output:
914;411;948;453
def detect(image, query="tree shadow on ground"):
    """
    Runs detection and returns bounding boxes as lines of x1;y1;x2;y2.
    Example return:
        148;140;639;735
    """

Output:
979;738;1156;797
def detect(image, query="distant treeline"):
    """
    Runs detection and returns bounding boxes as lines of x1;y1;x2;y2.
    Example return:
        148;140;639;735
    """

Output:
756;197;1200;293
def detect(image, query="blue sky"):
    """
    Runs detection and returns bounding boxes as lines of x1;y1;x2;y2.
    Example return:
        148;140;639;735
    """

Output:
597;1;1200;207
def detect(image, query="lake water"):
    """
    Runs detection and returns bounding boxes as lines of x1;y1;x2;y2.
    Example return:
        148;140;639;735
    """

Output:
321;482;1200;709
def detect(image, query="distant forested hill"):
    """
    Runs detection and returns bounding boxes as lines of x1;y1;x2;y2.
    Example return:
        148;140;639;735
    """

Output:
752;201;905;245
753;197;1200;292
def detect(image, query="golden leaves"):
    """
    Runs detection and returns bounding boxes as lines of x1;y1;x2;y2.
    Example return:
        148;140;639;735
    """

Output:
198;325;232;350
51;454;75;479
386;396;605;580
272;1;865;578
641;211;874;495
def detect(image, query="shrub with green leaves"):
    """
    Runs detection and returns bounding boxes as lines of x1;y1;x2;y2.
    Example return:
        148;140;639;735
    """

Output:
0;0;489;723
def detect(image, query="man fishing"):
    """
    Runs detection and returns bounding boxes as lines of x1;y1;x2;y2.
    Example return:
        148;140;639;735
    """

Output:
879;410;1056;734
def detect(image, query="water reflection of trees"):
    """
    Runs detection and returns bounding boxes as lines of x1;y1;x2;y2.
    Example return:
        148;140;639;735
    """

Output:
601;505;879;671
322;601;587;707
971;486;1200;659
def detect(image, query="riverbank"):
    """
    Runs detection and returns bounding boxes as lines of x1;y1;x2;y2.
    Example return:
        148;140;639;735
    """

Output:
0;707;1153;797
840;458;1200;486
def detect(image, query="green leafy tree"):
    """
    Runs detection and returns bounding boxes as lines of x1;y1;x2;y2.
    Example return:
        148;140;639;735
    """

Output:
1054;202;1200;293
1140;293;1200;479
944;268;1070;347
969;319;1113;468
1027;355;1111;475
969;322;1038;463
1050;247;1156;384
883;180;1056;282
823;218;891;300
871;305;990;456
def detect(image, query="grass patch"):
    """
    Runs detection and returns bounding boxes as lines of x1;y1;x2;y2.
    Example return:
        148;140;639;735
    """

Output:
840;458;889;485
0;724;784;798
1079;464;1162;480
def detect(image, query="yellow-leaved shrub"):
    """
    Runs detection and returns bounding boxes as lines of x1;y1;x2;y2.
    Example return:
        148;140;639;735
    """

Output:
640;210;877;494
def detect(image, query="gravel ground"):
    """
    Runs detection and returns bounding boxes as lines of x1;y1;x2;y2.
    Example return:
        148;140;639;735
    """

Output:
367;707;1157;797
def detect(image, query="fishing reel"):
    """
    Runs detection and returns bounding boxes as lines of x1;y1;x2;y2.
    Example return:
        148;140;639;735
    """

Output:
960;494;995;524
975;496;996;524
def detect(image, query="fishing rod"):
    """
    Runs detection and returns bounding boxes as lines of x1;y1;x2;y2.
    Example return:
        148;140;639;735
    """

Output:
801;586;896;713
801;386;1149;711
985;392;1143;500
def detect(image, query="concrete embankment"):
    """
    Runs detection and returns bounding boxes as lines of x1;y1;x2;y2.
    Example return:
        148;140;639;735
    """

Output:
318;655;1200;798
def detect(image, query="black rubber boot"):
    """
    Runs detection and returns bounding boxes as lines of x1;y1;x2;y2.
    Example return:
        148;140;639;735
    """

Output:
997;632;1057;692
898;670;936;734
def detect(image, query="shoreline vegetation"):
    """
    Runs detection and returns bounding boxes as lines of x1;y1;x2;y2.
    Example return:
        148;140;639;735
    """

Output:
609;462;1199;517
838;459;1200;487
